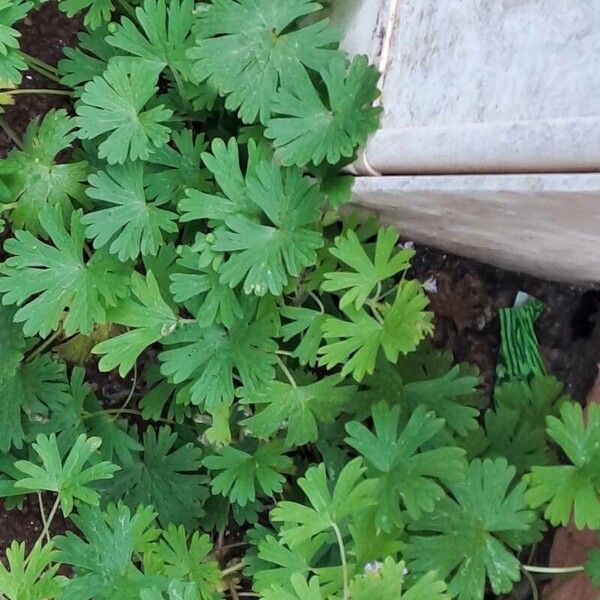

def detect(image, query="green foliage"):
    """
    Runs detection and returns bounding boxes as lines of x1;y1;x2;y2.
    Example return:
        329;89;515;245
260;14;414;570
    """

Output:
318;280;434;381
586;546;600;586
266;55;381;166
58;0;114;29
0;0;30;86
525;401;600;528
0;540;65;600
102;426;206;528
188;0;339;124
14;432;118;516
346;402;466;528
152;525;222;599
0;207;130;337
55;503;162;599
0;110;88;233
92;270;177;375
240;375;353;447
349;559;449;600
75;58;172;164
203;440;292;507
83;161;178;261
0;3;595;598
272;458;376;547
322;227;414;310
106;0;195;81
407;458;538;600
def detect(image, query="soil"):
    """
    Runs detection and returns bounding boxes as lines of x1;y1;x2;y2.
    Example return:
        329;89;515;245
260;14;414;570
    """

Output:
410;245;600;403
1;3;600;597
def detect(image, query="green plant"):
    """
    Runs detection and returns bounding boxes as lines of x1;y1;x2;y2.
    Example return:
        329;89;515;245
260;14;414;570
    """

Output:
0;2;597;599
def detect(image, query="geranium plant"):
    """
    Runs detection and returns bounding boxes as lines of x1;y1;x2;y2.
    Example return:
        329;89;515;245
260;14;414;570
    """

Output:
0;1;597;599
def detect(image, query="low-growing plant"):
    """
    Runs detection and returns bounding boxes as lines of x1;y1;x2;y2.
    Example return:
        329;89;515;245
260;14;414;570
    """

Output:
0;1;598;599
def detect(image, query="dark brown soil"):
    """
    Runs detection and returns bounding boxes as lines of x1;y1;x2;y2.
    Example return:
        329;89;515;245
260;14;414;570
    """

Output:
0;1;80;155
410;245;600;403
0;493;70;553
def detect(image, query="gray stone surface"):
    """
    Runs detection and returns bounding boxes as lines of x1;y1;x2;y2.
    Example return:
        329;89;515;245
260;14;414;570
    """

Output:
336;0;600;174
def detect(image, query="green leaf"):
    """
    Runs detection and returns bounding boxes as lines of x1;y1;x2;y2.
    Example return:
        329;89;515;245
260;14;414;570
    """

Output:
93;270;178;376
407;458;538;600
261;573;325;600
280;305;327;367
139;365;191;424
145;129;209;203
101;427;206;528
107;0;195;80
271;458;377;547
478;377;566;472
55;503;162;599
159;302;277;408
180;139;324;295
188;0;340;124
0;540;65;600
346;402;466;527
525;401;600;529
0;0;30;86
83;161;178;261
585;547;600;586
318;280;433;381
203;440;292;507
322;227;414;310
75;58;172;164
178;138;262;224
169;246;242;328
0;207;130;337
25;366;134;461
58;0;114;29
348;510;403;566
247;533;325;594
58;26;118;88
212;159;324;296
0;306;70;452
239;376;354;447
0;109;88;234
141;582;201;600
154;525;222;599
266;55;381;166
14;433;119;516
349;558;449;600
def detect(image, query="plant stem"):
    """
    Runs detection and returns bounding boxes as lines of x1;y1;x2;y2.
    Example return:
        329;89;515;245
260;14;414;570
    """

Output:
83;408;176;425
221;561;245;577
6;89;73;97
373;280;382;303
26;495;60;565
276;356;297;388
0;116;23;150
111;363;138;422
36;492;51;545
366;300;385;326
309;291;325;314
24;61;62;84
25;327;63;363
520;566;539;600
228;581;240;600
521;564;585;574
332;522;349;600
21;53;59;75
221;541;249;552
